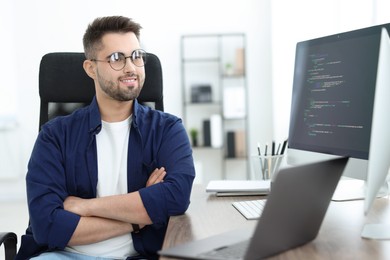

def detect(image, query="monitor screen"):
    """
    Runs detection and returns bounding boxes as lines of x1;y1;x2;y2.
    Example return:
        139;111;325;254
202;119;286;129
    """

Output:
288;25;385;160
287;23;390;238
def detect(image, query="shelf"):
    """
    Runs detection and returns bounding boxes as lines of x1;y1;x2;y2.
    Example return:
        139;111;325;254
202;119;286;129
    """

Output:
182;58;220;63
224;156;247;161
222;73;245;78
181;33;249;180
184;101;222;106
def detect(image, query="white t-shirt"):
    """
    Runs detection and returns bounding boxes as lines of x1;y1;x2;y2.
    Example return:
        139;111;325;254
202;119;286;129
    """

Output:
66;116;137;258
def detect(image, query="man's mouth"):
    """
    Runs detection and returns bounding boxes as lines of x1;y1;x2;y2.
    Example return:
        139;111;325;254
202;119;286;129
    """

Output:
120;76;137;86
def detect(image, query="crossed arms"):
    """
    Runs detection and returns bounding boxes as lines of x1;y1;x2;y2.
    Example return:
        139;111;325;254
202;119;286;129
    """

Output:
64;167;166;246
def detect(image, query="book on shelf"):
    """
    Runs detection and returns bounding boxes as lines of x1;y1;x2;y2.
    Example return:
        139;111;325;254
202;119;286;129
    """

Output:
210;114;223;148
235;130;246;157
226;130;246;158
235;47;245;75
227;131;235;158
203;119;211;147
202;114;223;148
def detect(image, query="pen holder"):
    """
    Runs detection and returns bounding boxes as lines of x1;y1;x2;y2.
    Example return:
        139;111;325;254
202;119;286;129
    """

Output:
251;154;284;182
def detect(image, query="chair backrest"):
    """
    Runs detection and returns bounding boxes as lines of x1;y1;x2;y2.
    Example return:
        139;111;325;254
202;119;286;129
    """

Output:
38;52;164;130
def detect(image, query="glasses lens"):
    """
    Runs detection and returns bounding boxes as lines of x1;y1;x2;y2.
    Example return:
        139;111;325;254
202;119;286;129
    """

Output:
109;52;126;70
131;49;147;67
107;50;147;70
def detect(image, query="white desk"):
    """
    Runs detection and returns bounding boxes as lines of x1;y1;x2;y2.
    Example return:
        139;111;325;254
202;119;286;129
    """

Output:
161;185;390;259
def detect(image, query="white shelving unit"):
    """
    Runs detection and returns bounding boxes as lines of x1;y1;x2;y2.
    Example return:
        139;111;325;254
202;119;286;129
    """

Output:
181;33;249;183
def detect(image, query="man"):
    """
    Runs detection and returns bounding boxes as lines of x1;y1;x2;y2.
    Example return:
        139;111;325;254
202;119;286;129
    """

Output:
16;16;195;260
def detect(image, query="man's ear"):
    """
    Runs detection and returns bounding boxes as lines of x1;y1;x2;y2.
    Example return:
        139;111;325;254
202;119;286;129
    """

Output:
83;60;96;79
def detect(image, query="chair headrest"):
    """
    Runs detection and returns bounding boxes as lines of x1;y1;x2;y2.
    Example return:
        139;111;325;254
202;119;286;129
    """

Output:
39;52;163;105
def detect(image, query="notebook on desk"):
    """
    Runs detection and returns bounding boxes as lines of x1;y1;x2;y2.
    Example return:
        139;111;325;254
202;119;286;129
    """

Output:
206;180;271;196
158;157;348;260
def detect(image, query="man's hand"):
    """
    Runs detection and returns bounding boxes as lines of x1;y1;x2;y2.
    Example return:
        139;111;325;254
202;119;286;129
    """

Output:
146;167;166;187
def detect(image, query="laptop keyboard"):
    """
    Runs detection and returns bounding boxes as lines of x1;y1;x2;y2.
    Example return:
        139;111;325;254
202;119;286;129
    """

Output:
199;240;249;259
232;199;266;220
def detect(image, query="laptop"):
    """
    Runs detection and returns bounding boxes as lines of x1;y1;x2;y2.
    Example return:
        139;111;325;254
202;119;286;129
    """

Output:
158;157;349;260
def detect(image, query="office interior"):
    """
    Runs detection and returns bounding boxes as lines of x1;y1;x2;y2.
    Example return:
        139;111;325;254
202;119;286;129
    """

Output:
1;0;390;255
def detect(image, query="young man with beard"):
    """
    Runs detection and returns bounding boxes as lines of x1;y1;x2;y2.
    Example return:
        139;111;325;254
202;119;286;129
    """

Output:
16;16;195;260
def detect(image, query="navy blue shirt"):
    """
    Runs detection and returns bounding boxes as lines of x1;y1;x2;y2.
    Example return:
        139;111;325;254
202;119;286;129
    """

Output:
16;98;195;259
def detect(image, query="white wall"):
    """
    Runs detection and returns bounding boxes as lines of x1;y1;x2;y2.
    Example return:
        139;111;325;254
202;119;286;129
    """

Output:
1;0;390;200
0;0;273;199
271;0;390;142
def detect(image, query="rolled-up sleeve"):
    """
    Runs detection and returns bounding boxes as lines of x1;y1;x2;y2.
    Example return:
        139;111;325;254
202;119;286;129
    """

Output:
26;126;80;249
139;116;195;225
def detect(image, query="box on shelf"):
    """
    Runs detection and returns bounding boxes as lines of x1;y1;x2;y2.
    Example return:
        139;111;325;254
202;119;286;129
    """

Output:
191;84;212;103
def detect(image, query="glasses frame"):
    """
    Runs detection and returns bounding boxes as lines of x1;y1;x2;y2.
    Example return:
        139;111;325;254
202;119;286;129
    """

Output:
91;49;147;71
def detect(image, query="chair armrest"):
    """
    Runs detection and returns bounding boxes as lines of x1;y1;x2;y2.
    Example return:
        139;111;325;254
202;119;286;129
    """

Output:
0;232;17;260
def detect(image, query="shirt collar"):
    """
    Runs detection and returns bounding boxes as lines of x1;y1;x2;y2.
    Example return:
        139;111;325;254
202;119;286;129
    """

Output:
87;97;141;135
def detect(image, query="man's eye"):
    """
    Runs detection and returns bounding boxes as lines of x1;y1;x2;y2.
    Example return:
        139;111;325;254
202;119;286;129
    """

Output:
133;51;143;59
110;53;123;62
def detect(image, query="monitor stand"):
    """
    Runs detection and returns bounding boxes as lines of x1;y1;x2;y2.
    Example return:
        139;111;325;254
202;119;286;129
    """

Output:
332;177;389;202
361;184;390;240
332;177;366;201
361;224;390;240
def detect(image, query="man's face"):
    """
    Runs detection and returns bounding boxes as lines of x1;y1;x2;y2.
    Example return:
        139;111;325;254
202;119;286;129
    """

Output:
93;32;145;102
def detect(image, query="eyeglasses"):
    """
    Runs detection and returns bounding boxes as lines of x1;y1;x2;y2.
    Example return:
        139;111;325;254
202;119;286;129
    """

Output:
91;49;147;71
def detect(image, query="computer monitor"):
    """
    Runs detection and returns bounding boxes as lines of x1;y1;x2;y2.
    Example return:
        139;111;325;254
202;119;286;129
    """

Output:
288;24;382;161
287;24;390;239
288;23;386;177
361;27;390;239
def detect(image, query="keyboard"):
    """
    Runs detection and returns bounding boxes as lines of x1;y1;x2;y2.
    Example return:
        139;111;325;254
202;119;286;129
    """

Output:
232;199;266;220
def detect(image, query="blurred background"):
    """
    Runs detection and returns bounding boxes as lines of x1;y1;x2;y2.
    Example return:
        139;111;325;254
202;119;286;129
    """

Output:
1;0;389;201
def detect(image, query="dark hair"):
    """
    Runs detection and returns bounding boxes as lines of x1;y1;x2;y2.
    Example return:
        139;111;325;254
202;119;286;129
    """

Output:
83;16;142;59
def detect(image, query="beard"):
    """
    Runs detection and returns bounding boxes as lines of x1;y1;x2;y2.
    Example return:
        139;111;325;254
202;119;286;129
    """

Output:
97;71;144;102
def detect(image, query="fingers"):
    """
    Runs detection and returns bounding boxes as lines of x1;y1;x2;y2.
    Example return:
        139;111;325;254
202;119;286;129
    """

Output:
146;167;166;187
152;167;166;183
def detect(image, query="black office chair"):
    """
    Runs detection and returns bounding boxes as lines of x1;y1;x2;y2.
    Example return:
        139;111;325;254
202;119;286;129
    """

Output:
39;52;164;130
0;232;17;260
0;52;164;260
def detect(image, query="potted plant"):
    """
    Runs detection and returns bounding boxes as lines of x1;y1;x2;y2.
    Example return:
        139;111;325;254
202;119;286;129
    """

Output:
225;62;234;75
190;128;198;147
